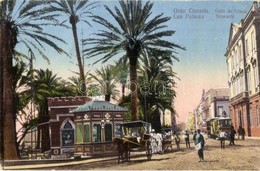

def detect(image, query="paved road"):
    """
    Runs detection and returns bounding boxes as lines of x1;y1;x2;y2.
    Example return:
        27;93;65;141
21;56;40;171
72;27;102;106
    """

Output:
3;135;260;170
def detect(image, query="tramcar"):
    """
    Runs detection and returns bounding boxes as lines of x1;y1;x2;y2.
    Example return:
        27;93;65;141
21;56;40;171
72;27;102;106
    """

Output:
206;117;232;139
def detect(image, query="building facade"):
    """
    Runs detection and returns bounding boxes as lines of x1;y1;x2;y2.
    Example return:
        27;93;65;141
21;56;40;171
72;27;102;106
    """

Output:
194;88;230;132
72;100;127;157
38;96;92;158
225;1;260;137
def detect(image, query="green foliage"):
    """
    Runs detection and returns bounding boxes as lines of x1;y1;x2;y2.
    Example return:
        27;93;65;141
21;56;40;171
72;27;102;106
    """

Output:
83;0;184;121
1;0;69;62
84;0;184;65
89;65;119;102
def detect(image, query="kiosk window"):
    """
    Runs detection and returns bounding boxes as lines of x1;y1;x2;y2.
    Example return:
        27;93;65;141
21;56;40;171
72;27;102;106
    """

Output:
62;121;74;146
93;124;101;142
83;124;90;142
105;124;112;141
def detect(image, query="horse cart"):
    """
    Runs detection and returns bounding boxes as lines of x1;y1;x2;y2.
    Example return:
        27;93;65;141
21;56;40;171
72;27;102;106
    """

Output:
113;121;153;164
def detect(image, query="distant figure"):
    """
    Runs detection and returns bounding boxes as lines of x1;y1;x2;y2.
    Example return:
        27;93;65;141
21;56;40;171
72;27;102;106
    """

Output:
229;126;236;145
174;133;181;150
195;129;205;162
237;125;245;140
219;128;227;149
230;123;234;129
193;130;197;145
184;130;190;148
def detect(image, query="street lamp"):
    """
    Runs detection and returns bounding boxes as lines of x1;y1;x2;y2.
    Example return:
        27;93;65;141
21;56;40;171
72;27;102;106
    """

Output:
144;92;147;122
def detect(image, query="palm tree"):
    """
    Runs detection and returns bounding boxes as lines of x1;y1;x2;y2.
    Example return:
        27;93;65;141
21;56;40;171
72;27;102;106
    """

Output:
90;65;119;102
138;52;178;131
28;69;65;148
13;61;31;147
0;0;68;159
84;0;184;121
112;57;129;100
32;69;63;123
48;0;98;95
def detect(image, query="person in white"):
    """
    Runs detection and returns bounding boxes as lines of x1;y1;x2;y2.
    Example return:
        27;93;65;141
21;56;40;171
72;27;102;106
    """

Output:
219;128;227;149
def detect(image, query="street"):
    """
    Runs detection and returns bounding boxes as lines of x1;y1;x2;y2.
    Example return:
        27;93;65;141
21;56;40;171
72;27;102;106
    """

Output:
8;135;259;170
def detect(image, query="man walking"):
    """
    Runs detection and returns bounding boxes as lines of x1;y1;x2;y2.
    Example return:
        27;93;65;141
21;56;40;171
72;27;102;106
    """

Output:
185;130;190;148
219;128;227;149
195;129;205;162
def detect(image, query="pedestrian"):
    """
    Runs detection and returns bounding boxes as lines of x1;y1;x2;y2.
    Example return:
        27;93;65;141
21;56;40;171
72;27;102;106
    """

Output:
193;130;197;145
195;129;205;162
219;128;227;149
174;133;181;150
184;130;190;148
237;125;245;140
229;126;236;145
241;127;245;140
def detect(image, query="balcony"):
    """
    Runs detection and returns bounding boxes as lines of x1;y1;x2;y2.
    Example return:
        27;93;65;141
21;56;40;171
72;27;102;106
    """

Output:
230;91;249;105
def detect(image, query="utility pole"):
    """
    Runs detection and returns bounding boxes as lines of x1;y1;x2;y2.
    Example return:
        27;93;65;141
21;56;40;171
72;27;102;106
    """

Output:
0;22;4;168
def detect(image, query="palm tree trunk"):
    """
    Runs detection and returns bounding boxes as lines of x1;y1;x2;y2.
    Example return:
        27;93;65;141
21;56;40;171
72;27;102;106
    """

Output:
70;16;86;95
129;64;138;121
122;83;125;99
1;23;19;160
105;94;110;102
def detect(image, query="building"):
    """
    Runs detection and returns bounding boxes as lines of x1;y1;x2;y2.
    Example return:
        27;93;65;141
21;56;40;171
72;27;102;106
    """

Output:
225;1;260;137
194;88;230;131
185;112;196;132
71;100;127;157
38;96;92;158
38;97;127;158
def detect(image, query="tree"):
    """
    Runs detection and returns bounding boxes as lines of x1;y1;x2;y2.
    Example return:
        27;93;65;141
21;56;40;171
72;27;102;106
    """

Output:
0;0;68;159
84;0;184;121
90;65;119;102
112;57;129;100
48;0;98;95
13;60;31;147
32;69;62;123
138;52;178;131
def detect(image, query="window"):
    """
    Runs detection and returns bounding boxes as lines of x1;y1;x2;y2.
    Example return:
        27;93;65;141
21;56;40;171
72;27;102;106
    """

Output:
232;80;236;97
237;78;240;95
240;74;244;93
76;123;83;143
257;106;260;126
105;124;112;141
235;49;238;67
62;121;74;146
83;124;90;143
245;39;249;57
250;108;254;127
253;64;259;90
218;106;223;117
93;124;101;142
238;45;242;63
251;31;256;53
233;53;236;69
247;69;251;93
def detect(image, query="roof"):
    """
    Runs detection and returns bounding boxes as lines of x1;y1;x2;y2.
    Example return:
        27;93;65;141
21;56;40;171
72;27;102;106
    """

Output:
207;117;231;122
71;100;128;113
120;120;151;128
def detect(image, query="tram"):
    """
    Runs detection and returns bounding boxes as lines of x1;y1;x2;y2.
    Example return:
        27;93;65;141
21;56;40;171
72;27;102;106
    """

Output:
206;117;232;139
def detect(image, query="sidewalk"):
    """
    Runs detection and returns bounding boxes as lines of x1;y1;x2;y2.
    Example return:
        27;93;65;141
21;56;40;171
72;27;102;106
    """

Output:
2;156;117;170
2;137;260;170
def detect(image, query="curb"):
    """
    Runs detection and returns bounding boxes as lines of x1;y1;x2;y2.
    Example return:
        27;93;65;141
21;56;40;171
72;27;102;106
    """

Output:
3;156;117;170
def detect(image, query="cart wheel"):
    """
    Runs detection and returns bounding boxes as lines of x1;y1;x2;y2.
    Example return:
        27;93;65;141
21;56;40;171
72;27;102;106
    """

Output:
146;141;152;160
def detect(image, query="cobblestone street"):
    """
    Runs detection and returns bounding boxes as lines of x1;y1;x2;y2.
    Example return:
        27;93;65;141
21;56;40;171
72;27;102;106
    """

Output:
5;135;259;170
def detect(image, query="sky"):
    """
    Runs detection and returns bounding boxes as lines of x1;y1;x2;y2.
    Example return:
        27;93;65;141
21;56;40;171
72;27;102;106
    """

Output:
16;0;253;123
